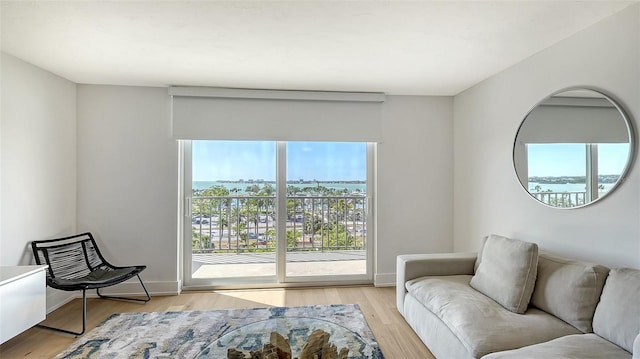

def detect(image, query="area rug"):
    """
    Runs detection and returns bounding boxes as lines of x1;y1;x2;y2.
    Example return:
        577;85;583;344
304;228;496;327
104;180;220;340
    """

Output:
55;304;384;359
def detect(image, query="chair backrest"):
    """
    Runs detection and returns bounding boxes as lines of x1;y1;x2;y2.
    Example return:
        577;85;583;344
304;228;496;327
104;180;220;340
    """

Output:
31;232;109;281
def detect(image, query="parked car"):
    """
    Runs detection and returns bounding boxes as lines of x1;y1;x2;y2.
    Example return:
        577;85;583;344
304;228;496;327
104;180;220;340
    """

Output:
192;217;209;224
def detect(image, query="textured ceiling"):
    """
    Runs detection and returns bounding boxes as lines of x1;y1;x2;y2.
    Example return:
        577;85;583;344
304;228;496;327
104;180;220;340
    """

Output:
1;1;636;95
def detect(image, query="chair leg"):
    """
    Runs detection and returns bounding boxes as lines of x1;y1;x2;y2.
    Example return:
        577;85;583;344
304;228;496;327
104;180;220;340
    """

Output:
36;289;87;337
37;276;149;337
96;274;151;303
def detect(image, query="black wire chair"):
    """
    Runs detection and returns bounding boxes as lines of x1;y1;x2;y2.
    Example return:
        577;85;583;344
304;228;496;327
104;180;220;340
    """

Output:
31;232;150;336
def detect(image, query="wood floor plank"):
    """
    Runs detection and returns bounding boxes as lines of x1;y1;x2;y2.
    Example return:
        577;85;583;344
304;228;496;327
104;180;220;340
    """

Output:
0;286;435;359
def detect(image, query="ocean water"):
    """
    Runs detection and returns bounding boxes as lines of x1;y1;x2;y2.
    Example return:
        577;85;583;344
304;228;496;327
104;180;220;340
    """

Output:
193;181;366;193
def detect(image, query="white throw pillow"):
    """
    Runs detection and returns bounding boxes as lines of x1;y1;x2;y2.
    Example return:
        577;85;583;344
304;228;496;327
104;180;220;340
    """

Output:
530;252;609;333
592;268;640;353
470;234;538;314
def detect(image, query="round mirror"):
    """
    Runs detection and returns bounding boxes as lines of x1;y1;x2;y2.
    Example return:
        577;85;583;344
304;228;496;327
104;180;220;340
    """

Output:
513;88;635;208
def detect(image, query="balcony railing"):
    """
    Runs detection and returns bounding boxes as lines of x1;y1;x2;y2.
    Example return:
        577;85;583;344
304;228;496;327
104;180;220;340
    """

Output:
191;195;367;254
531;191;586;208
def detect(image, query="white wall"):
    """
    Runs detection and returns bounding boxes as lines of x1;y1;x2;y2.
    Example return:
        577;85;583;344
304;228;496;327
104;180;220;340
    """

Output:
76;85;179;295
0;53;77;266
375;96;454;284
1;53;77;310
453;4;640;268
74;89;453;288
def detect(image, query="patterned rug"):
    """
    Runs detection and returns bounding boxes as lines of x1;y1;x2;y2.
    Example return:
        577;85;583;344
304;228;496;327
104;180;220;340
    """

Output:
55;304;384;359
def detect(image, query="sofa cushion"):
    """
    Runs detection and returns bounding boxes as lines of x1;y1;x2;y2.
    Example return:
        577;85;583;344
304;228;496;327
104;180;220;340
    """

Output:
406;275;580;358
481;333;633;359
403;293;473;359
593;267;640;353
470;234;538;313
530;252;609;333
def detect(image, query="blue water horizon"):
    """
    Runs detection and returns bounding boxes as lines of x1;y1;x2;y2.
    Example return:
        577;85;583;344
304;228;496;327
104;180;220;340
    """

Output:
193;180;366;194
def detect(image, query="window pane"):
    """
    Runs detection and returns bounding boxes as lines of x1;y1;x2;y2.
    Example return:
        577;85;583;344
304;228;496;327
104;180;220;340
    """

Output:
191;141;276;278
597;143;630;196
193;141;276;187
285;142;367;277
287;142;367;184
527;143;587;207
527;143;586;192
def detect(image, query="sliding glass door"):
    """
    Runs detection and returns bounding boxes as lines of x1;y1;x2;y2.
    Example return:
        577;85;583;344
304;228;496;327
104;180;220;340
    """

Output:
187;141;277;282
284;142;369;279
182;140;373;287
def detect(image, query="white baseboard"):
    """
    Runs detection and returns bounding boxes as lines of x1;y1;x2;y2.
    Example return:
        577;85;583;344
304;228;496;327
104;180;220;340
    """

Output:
46;288;75;313
45;280;182;312
86;280;182;297
374;272;396;287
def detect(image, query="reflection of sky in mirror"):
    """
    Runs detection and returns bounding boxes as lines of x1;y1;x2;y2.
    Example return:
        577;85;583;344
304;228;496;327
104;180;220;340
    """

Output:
528;143;630;177
193;141;366;181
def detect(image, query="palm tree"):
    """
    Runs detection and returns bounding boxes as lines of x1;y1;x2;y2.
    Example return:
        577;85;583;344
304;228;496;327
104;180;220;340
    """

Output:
245;184;261;194
199;185;229;250
286;229;302;250
304;215;323;248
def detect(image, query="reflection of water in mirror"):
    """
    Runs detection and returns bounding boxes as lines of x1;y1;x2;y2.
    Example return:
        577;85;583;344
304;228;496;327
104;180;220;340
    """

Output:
513;88;634;208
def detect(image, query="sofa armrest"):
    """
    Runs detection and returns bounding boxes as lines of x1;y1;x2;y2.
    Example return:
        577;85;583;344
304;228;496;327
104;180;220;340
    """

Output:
396;252;477;315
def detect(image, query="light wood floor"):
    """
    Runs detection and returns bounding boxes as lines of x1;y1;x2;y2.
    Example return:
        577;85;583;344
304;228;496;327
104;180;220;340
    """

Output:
0;286;435;359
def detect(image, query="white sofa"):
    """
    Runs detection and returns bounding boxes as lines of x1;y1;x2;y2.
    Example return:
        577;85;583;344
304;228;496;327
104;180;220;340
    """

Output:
396;234;640;359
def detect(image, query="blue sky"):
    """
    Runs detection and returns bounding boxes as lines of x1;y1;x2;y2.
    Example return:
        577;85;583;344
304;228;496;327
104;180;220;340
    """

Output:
193;141;366;181
527;143;629;177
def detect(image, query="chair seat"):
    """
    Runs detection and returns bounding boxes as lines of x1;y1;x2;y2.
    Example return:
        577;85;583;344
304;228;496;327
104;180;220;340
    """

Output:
50;265;147;290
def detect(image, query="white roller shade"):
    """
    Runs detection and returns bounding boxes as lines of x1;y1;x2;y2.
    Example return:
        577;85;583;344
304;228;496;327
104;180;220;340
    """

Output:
170;87;385;142
518;97;630;144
